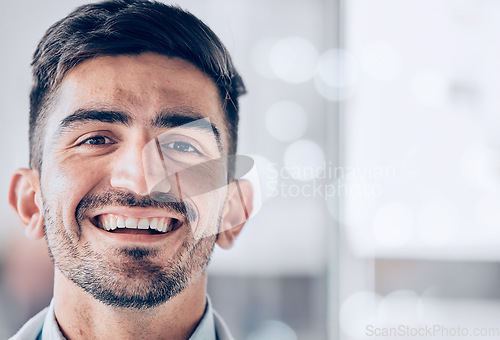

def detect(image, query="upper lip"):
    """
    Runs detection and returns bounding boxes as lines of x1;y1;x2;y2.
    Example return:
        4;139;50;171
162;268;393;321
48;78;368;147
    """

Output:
88;206;185;223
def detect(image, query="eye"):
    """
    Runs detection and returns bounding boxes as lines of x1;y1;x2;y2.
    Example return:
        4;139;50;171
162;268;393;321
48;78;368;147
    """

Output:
164;141;200;154
80;135;115;146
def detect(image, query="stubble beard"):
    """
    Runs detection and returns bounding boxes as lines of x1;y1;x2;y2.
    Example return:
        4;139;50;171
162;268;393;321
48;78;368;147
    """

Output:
42;192;219;310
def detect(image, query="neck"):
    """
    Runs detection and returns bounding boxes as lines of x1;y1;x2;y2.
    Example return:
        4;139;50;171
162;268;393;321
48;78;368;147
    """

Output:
52;270;207;340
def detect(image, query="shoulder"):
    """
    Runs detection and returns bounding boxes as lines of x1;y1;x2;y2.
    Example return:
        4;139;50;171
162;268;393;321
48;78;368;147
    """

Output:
8;307;48;340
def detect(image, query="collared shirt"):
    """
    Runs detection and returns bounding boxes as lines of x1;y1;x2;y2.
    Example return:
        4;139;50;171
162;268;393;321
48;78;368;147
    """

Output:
10;296;233;340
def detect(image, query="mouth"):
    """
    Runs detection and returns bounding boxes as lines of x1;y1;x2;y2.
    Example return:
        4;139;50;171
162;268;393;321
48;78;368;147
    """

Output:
90;214;183;235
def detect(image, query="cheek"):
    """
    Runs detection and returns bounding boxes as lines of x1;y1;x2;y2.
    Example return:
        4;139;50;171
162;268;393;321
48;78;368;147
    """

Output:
44;160;96;195
190;186;227;239
41;158;106;224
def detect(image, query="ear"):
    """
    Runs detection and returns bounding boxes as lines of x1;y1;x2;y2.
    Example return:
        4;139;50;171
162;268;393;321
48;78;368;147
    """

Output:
217;179;253;249
8;168;45;240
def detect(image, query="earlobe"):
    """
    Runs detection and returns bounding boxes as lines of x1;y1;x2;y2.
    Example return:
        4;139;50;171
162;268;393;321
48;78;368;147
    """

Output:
217;179;253;249
9;169;45;240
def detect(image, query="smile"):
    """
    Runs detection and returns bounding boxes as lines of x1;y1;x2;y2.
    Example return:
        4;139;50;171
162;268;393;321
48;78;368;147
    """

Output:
94;214;182;234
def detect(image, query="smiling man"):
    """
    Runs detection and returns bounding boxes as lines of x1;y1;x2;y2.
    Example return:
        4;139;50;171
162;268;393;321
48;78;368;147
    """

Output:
8;1;252;339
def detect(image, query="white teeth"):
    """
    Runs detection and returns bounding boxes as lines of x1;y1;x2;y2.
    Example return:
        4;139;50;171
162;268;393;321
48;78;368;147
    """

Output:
150;218;158;230
117;217;126;228
126;217;138;228
138;218;149;229
100;216;177;233
110;218;117;230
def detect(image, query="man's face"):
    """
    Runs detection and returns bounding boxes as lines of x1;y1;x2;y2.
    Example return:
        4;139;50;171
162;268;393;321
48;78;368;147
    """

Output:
38;52;230;308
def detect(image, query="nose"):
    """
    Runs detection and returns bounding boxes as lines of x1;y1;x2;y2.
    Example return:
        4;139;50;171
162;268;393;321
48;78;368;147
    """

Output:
109;140;152;196
142;137;172;195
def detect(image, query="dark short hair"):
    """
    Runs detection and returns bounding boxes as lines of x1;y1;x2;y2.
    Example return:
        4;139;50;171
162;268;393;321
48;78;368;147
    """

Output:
30;0;245;171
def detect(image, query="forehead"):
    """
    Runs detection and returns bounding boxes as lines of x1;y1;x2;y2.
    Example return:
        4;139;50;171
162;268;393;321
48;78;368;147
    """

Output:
46;52;226;141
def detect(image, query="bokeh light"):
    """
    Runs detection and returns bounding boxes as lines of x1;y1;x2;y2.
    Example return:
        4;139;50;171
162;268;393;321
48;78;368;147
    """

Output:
251;37;279;79
379;290;423;325
283;140;325;181
361;40;402;81
340;291;386;338
411;69;448;107
372;201;415;247
314;48;360;101
475;193;500;236
460;144;500;190
270;36;318;83
265;101;308;142
416;198;457;245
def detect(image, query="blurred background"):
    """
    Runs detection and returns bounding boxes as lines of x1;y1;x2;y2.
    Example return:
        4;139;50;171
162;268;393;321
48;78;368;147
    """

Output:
1;0;500;339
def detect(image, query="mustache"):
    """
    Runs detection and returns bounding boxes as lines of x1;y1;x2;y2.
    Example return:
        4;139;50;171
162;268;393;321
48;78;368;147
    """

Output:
76;190;197;223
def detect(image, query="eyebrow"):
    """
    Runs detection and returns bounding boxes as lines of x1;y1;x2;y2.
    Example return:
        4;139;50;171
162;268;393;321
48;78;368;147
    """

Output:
56;107;221;147
151;109;221;146
59;109;131;131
